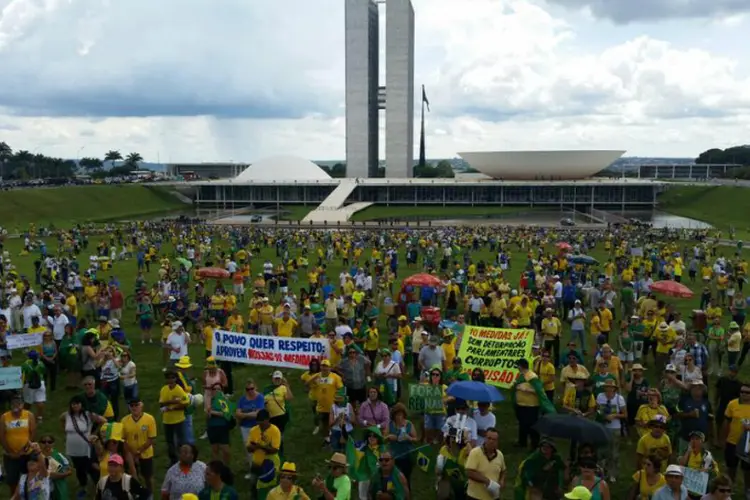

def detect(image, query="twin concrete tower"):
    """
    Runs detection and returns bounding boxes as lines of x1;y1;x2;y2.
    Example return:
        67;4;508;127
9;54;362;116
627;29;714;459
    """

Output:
345;0;415;178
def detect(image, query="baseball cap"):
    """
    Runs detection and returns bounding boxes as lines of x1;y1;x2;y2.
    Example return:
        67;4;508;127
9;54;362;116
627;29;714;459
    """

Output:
272;370;283;379
108;453;124;466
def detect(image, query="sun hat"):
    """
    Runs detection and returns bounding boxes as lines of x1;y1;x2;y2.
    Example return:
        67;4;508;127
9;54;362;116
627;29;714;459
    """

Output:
326;452;349;468
631;363;645;371
564;486;593;500
280;462;298;475
175;356;192;369
665;464;684;477
603;379;617;388
730;321;740;329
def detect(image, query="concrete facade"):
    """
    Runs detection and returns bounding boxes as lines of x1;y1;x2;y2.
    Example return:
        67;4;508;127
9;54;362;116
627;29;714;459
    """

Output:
385;0;415;178
345;0;380;179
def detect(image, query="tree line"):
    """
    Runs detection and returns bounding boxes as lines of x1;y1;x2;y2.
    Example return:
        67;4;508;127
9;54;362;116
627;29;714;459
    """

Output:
320;160;456;178
696;145;750;179
0;141;144;180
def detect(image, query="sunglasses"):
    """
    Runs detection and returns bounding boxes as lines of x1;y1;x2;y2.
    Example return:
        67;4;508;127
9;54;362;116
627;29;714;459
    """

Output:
431;373;441;377
246;387;256;391
40;440;53;444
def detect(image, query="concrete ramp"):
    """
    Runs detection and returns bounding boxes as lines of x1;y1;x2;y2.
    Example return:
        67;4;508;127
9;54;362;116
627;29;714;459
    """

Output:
303;201;373;223
302;179;361;222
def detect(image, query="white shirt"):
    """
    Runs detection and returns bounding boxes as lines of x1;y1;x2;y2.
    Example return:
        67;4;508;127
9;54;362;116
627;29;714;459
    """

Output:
166;332;188;360
669;320;686;335
47;313;70;341
375;360;401;393
472;409;497;446
120;360;137;387
22;304;43;329
442;413;478;443
553;281;563;299
595;392;626;430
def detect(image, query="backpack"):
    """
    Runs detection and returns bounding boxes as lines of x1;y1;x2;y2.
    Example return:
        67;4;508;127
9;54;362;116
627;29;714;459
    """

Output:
97;474;133;500
26;365;42;390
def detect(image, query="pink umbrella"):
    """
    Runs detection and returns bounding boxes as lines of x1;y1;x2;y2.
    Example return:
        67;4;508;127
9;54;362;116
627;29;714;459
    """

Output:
556;242;572;251
197;267;230;279
650;280;694;299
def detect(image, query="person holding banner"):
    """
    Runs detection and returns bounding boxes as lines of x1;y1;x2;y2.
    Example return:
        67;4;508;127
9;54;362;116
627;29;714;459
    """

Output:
511;359;554;450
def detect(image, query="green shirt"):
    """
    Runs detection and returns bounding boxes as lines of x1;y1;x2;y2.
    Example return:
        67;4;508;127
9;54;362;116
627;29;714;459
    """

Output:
592;373;616;396
629;324;645;341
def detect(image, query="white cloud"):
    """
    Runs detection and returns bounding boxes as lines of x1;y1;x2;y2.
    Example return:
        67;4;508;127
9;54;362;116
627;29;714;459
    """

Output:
0;0;747;162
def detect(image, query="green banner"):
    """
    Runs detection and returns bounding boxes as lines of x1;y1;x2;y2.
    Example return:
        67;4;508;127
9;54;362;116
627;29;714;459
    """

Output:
408;384;443;412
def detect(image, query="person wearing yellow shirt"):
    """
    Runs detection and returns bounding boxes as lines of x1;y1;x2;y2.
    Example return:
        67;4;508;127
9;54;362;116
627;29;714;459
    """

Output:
654;322;676;373
540;308;562;366
258;298;275;336
0;394;35;490
274;312;298;338
597;303;613;343
538;351;556;401
202;317;218;358
121;399;157;491
364;319;379;365
246;409;281;471
722;384;750;477
311;360;343;444
65;291;78;319
266;462;311;500
225;309;244;332
326;331;344;366
158;371;190;464
677;430;719;478
441;330;456;367
636;417;672;471
513;297;533;328
561;373;595;418
634;389;670;438
265;371;294;434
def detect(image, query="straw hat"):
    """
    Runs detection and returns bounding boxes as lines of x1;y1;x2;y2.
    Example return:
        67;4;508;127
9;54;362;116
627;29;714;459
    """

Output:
326;452;349;468
280;462;298;475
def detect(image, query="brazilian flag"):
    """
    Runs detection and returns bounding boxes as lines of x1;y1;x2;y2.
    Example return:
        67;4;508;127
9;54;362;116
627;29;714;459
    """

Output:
345;428;384;481
416;451;431;473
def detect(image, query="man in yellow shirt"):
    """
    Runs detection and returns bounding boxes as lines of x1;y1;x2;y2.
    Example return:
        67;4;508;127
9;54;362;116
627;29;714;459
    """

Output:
274;310;298;338
465;428;506;500
722;382;750;479
540;308;562;366
225;309;244;332
246;409;281;469
158;371;189;464
121;399;157;492
258;298;275;336
597;302;613;343
315;360;343;444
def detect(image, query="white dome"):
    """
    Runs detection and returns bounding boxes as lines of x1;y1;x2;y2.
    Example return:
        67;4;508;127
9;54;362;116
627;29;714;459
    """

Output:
236;155;332;181
458;150;625;180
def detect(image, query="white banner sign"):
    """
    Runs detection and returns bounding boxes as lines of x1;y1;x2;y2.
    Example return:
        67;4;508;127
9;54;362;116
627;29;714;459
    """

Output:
210;329;329;370
682;467;709;496
6;333;42;350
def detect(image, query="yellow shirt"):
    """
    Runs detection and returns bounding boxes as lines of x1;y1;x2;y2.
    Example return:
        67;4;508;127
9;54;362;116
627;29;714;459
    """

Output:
632;470;666;499
247;423;281;466
684;449;720;475
301;371;318;401
329;339;345;366
265;385;288;418
562;387;595;412
158;385;189;425
225;315;244;331
515;371;541;407
725;399;750;444
442;339;456;367
365;328;379;351
65;295;78;317
465;446;506;500
275;318;298;338
599;308;613;331
539;362;556;391
315;372;343;413
541;317;562;339
1;410;32;454
634;405;670;437
203;325;214;352
121;413;157;459
655;328;676;354
636;433;672;470
266;485;311;500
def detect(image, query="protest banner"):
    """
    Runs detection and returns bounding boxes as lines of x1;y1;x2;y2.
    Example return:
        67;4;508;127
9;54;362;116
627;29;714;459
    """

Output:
210;329;329;370
6;333;42;350
407;384;444;412
455;326;535;388
0;367;22;391
681;467;708;496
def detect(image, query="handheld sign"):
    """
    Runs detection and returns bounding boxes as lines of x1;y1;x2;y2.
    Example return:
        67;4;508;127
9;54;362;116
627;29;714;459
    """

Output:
455;326;534;388
408;384;444;412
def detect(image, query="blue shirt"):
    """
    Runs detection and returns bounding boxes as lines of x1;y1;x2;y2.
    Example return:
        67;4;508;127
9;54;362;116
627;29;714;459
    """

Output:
677;395;711;440
237;393;265;428
652;484;688;500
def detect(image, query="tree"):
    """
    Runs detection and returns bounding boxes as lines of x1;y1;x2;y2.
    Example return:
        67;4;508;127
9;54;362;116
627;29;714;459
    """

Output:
413;160;455;178
331;163;347;178
79;157;104;172
0;141;11;179
124;152;143;171
104;150;123;169
695;146;750;166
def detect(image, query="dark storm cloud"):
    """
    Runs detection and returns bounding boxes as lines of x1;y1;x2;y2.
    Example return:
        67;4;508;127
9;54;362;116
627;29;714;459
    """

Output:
546;0;750;23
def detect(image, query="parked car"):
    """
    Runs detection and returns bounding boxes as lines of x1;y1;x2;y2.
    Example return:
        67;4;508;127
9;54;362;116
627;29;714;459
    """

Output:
560;217;576;226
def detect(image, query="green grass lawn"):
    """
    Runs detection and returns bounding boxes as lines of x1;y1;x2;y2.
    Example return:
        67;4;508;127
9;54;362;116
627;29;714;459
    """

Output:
350;205;538;222
4;229;749;499
0;185;187;228
659;185;750;239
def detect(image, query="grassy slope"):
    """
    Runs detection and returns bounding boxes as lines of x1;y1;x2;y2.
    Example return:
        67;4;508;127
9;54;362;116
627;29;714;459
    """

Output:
9;231;750;499
0;185;186;227
659;185;750;236
350;205;535;222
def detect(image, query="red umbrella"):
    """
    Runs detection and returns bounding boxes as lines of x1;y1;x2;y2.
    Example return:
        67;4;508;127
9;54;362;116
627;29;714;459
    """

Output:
403;273;441;288
556;241;572;251
650;280;694;299
197;267;230;279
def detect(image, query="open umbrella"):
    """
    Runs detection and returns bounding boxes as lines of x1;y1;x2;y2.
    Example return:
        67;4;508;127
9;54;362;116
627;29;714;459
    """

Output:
533;414;611;445
176;257;192;271
403;273;441;288
556;241;572;251
446;381;504;403
568;255;598;265
651;280;694;298
197;267;230;279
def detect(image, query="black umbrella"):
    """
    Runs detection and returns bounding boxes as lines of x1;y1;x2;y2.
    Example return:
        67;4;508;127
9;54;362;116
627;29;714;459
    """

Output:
533;414;611;445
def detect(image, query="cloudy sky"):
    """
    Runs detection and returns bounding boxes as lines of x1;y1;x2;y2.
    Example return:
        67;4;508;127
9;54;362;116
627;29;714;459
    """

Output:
0;0;748;163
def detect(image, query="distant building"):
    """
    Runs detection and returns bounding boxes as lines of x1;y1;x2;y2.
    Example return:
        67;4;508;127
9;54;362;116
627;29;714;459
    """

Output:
166;163;248;180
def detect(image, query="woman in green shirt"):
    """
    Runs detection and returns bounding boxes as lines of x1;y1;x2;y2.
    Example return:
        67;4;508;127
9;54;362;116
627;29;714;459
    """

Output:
199;460;238;500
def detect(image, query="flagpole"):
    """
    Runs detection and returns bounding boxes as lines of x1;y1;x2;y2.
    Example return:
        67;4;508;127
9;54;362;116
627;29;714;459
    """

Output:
419;85;426;171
